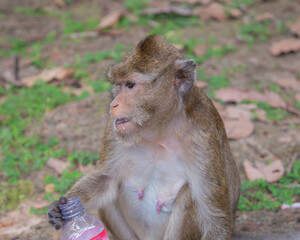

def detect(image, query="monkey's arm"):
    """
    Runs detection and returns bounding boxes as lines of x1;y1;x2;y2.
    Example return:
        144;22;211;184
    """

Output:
48;170;119;230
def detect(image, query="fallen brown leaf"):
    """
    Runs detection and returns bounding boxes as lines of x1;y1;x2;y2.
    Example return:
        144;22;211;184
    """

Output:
21;67;74;87
274;78;300;91
289;18;300;37
195;3;227;21
215;88;286;108
194;43;207;57
30;199;50;210
0;96;7;104
296;93;300;102
0;221;14;228
53;0;65;7
46;157;70;175
255;12;274;22
227;8;242;19
277;136;292;143
270;38;300;56
172;43;185;51
243;159;284;183
195;80;208;89
45;184;55;193
244;160;265;181
262;160;284;183
223;112;254;140
141;5;193;16
98;11;123;31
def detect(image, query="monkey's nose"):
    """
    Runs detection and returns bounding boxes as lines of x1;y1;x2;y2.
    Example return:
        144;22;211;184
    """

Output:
111;103;118;108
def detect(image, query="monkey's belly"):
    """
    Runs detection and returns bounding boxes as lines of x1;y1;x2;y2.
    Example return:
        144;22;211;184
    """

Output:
118;183;175;240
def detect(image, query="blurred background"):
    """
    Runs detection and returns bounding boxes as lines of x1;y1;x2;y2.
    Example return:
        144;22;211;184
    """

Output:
0;0;299;239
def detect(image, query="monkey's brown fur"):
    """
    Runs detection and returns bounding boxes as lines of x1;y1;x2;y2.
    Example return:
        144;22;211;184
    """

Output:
48;34;240;240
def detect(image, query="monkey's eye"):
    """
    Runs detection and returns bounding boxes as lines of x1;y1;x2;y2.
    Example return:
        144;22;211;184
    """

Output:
125;81;136;89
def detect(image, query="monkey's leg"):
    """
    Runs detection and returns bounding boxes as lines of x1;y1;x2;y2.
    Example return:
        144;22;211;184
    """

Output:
163;184;202;240
99;203;139;240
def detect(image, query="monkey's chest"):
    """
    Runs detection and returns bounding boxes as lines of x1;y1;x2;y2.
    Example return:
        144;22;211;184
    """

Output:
118;147;186;238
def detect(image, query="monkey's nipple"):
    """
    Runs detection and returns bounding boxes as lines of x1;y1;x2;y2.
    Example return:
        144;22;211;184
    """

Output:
138;190;144;200
156;200;165;214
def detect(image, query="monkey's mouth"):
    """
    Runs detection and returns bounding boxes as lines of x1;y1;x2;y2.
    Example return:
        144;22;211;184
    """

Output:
115;118;131;125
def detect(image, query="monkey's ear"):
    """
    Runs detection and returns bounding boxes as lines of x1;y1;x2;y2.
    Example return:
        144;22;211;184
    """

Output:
174;59;196;95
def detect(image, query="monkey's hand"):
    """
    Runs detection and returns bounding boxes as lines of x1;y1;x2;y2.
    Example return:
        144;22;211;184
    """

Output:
47;196;67;230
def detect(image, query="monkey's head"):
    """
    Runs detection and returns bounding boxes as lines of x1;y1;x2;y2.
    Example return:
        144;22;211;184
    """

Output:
107;35;196;140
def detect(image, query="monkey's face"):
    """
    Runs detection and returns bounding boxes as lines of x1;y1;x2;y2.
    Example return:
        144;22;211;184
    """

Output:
109;76;179;138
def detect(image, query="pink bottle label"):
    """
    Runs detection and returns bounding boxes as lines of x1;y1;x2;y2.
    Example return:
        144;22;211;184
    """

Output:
90;229;109;240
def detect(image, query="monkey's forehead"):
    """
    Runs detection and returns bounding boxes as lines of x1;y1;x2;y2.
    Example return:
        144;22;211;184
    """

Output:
107;35;183;81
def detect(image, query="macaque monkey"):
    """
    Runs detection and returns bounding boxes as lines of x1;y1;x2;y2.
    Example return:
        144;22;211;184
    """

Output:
48;34;240;240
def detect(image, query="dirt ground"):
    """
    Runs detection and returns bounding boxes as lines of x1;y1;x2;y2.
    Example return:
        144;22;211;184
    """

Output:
0;0;300;239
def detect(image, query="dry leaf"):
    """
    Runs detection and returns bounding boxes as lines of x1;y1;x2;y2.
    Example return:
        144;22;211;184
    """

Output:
172;44;185;50
270;38;300;56
98;11;123;31
262;160;284;183
196;3;227;21
243;160;284;182
296;93;300;102
195;81;208;89
53;0;65;7
289;18;300;37
215;88;286;108
274;78;300;91
244;160;265;181
141;6;193;16
21;67;74;87
30;199;50;209
46;157;70;175
194;44;207;56
45;184;55;193
0;96;7;104
227;9;242;19
0;221;14;228
277;136;292;143
255;12;274;22
224;113;254;139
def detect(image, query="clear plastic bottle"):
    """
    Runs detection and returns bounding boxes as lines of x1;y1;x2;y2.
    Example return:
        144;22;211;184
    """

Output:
59;196;109;240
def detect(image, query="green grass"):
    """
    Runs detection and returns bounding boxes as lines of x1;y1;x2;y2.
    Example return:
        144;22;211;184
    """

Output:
198;69;231;97
184;37;235;64
145;15;200;35
62;13;99;34
256;102;288;121
0;180;34;213
238;160;300;211
68;151;100;166
89;77;111;93
14;7;48;15
0;82;74;182
239;20;271;45
45;170;83;195
229;0;257;8
125;0;148;15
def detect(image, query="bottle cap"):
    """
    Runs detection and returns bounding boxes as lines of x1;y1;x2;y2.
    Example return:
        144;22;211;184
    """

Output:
59;196;85;220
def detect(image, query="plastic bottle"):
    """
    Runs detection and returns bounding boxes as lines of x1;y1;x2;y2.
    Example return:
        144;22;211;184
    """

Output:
59;196;109;240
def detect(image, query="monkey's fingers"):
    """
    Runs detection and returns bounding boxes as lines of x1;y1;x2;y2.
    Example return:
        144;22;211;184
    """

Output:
48;218;63;230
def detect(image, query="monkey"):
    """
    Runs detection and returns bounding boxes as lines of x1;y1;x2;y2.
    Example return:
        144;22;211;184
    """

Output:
48;34;240;240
